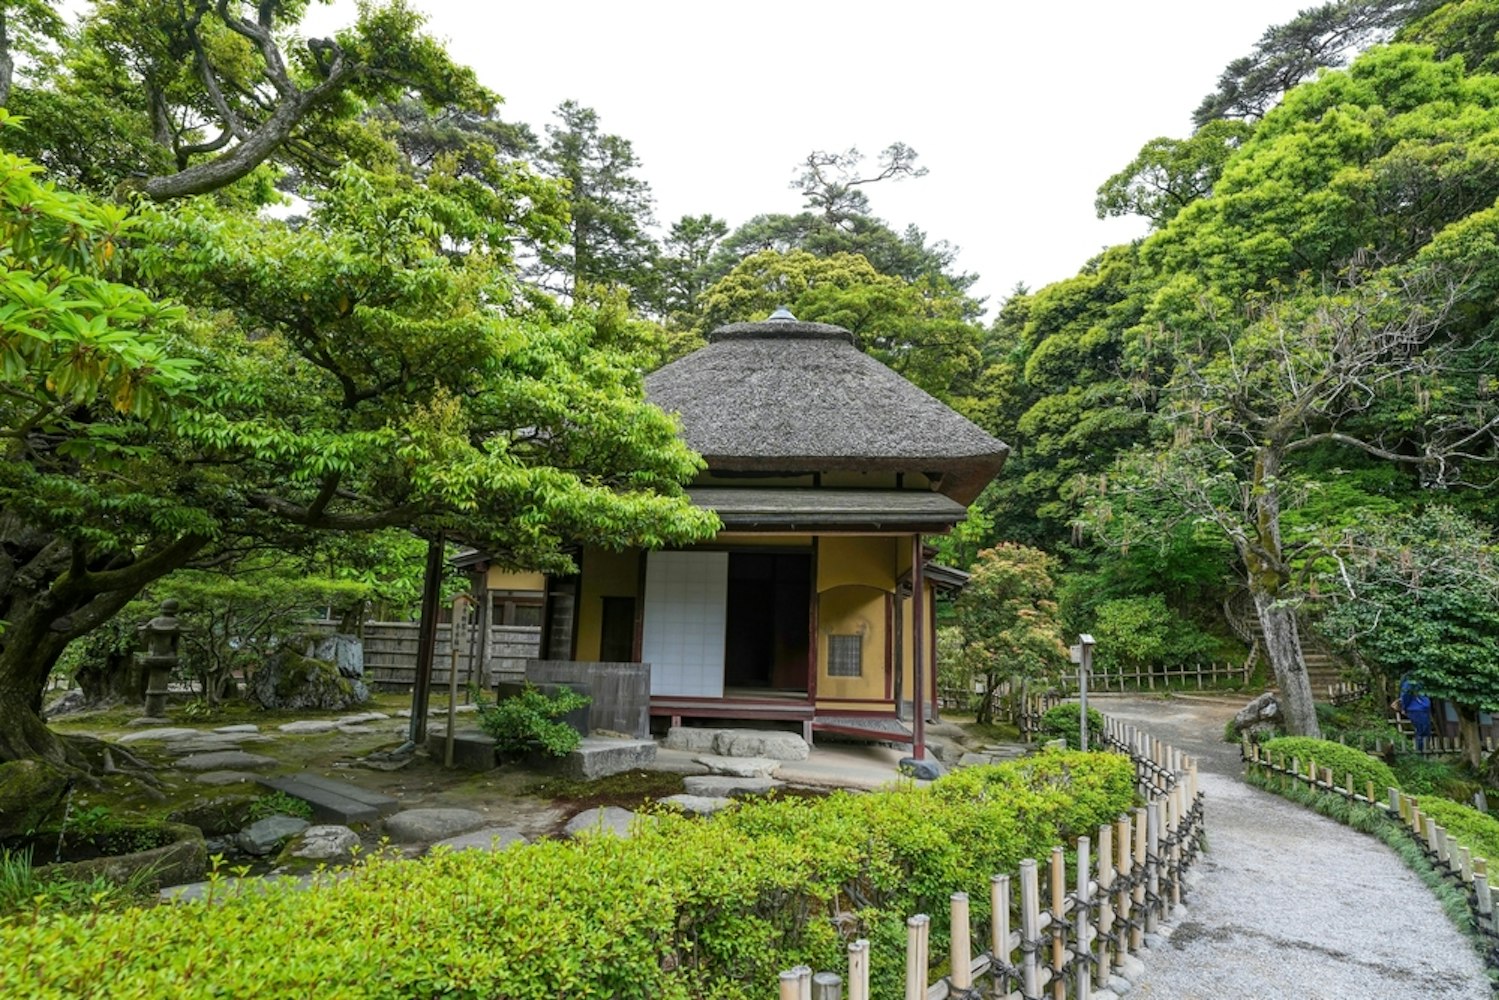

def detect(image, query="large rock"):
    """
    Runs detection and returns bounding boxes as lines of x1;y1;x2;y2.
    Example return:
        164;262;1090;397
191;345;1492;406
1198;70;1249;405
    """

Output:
168;794;261;836
0;759;71;837
1231;692;1283;741
383;808;489;843
310;634;365;679
251;650;369;712
663;727;810;761
430;827;527;853
236;815;310;856
682;775;782;798
694;754;780;778
543;738;656;780
563;806;638;839
282;824;361;864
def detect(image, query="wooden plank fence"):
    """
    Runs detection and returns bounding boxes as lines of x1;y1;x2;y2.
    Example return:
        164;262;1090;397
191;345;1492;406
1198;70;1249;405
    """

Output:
306;621;540;692
778;717;1205;1000
1243;741;1499;972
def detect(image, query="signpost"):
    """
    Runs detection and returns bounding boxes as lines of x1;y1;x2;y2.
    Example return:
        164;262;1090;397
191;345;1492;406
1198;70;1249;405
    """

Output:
1069;633;1095;751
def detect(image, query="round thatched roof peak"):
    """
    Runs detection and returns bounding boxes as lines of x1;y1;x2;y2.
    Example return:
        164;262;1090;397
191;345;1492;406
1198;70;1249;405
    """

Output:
709;311;856;345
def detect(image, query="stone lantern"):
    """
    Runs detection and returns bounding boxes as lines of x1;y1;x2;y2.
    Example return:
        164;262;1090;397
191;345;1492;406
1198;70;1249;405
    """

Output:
139;599;181;718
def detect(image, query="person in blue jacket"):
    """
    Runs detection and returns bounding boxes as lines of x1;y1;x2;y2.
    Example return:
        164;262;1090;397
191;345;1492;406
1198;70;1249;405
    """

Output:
1392;674;1433;751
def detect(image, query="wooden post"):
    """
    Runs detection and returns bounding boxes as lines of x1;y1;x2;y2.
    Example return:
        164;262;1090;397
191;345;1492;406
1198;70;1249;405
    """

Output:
1075;836;1092;1000
1096;822;1114;988
1020;859;1043;999
992;875;1012;995
1131;807;1147;949
813;972;842;1000
847;940;870;1000
779;971;801;1000
950;892;972;992
1049;846;1066;1000
1116;813;1134;960
1477;872;1494;935
905;914;929;1000
1144;803;1161;934
911;534;926;759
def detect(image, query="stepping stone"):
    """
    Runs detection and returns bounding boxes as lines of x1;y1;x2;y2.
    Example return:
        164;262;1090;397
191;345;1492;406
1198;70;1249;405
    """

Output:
694;754;780;778
430;827;527;853
257;772;400;825
237;815;309;855
214;724;260;734
177;750;277;771
126;717;174;727
278;720;337;734
283;825;360;863
682;775;782;798
544;737;656;780
563;806;638;839
384;808;488;843
662;794;736;816
195;770;259;786
425;729;497;772
958;752;997;768
169;735;269;755
335;712;389;725
336;724;377;734
119;727;200;743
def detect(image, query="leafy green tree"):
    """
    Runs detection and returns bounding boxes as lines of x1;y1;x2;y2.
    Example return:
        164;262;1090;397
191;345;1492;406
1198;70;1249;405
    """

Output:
951;545;1068;724
534;100;656;298
654;213;728;324
1317;507;1499;769
1095;120;1254;228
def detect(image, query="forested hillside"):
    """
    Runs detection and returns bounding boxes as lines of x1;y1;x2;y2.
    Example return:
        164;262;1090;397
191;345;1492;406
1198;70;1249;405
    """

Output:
2;0;1498;768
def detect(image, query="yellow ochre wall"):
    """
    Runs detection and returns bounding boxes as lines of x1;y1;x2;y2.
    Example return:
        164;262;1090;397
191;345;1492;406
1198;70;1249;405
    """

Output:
814;536;898;705
574;547;641;662
484;568;546;592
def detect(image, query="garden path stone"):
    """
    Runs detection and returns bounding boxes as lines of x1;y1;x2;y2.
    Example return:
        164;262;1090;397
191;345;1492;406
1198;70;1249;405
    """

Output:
194;770;259;786
176;750;278;771
283;824;360;863
563;806;638;838
383;808;488;842
278;720;338;734
213;724;260;734
118;727;200;743
126;716;173;726
336;724;377;734
257;772;398;825
693;754;779;778
336;712;389;725
236;815;309;855
430;827;527;853
661;794;735;815
681;775;781;798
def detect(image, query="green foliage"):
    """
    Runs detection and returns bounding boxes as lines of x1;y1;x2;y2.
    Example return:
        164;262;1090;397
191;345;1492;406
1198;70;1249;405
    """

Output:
248;793;313;824
0;846;157;919
1260;736;1400;794
1393;756;1480;800
1038;703;1108;750
1416;795;1499;862
1089;594;1216;673
0;750;1134;998
477;685;592;759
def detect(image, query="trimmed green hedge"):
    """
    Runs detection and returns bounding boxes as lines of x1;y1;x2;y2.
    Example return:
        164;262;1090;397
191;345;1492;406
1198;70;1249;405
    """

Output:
1259;736;1399;797
0;750;1136;1000
1416;796;1499;866
1039;702;1107;750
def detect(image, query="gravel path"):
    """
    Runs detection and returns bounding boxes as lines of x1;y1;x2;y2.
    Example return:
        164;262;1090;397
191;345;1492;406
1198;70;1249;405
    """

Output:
1095;694;1490;1000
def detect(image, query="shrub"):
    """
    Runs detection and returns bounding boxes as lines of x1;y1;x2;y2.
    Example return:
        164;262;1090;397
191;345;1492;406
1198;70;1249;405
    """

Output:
249;792;313;823
1259;736;1399;796
0;751;1136;999
1415;796;1499;865
1039;702;1106;750
477;685;592;758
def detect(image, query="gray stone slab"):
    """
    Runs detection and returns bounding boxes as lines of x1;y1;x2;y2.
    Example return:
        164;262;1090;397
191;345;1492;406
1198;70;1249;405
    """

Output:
278;720;338;734
284;824;360;863
713;729;809;761
546;737;656;780
194;770;259;786
425;729;497;771
563;806;637;838
958;752;996;768
169;735;270;755
336;712;389;725
214;724;261;734
126;716;173;727
662;794;736;815
176;750;278;771
256;773;398;825
662;726;720;753
383;808;489;843
693;754;780;778
681;775;782;798
336;724;377;734
430;827;527;853
118;727;200;743
275;773;400;813
236;815;309;855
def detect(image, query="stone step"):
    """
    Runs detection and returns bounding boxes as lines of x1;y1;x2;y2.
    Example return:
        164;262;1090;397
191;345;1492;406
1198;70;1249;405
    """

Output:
257;773;400;825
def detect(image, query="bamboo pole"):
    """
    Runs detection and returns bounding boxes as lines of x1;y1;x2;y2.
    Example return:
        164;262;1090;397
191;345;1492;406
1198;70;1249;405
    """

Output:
1020;859;1043;998
1075;835;1092;1000
813;972;842;1000
779;971;802;1000
905;915;929;1000
950;893;972;992
847;940;869;1000
1115;812;1133;964
1145;802;1161;934
1050;846;1066;1000
991;875;1012;995
1096;822;1114;989
1131;806;1147;950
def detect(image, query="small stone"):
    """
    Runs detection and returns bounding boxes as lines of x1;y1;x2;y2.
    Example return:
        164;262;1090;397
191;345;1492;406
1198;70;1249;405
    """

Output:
430;827;527;853
278;720;337;734
194;770;259;786
563;806;637;838
1114;955;1146;982
661;794;736;815
693;754;780;778
285;824;361;863
177;750;278;771
335;712;389;725
214;724;260;734
958;752;996;768
681;775;781;798
336;724;377;734
126;717;174;727
236;815;310;855
383;808;489;843
898;757;943;781
118;727;201;743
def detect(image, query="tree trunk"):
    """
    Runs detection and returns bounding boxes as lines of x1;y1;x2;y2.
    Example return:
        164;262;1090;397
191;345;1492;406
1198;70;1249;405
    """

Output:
1253;590;1321;738
75;646;146;706
1456;704;1483;771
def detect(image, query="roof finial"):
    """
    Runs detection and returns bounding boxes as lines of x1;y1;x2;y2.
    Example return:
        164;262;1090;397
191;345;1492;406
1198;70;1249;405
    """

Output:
767;306;797;322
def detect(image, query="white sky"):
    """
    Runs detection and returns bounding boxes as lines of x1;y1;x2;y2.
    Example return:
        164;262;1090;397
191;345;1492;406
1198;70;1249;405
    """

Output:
305;1;1312;314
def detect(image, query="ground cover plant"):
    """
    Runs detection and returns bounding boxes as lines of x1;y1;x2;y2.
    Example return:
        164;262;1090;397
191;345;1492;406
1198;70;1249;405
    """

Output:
1258;736;1399;797
0;749;1135;999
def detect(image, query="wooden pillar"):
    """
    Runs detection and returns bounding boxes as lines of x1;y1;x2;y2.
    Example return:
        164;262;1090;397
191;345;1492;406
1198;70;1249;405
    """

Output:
472;570;494;693
911;533;925;760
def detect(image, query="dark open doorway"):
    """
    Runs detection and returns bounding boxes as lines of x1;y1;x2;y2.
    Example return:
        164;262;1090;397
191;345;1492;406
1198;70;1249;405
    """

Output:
724;552;810;693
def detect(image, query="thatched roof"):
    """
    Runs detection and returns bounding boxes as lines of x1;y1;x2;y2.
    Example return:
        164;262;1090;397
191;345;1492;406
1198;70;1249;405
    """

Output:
646;316;1009;505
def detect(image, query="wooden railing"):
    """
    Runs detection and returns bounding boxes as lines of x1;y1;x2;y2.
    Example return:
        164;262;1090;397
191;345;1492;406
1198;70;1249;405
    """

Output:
777;718;1204;1000
1243;742;1499;968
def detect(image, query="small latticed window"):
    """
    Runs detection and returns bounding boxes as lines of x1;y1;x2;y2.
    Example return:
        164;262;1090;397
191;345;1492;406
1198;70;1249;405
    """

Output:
827;634;863;677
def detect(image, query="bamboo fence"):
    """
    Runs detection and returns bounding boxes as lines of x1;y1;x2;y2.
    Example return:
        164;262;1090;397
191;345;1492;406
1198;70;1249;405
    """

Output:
1242;742;1499;968
778;717;1205;1000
